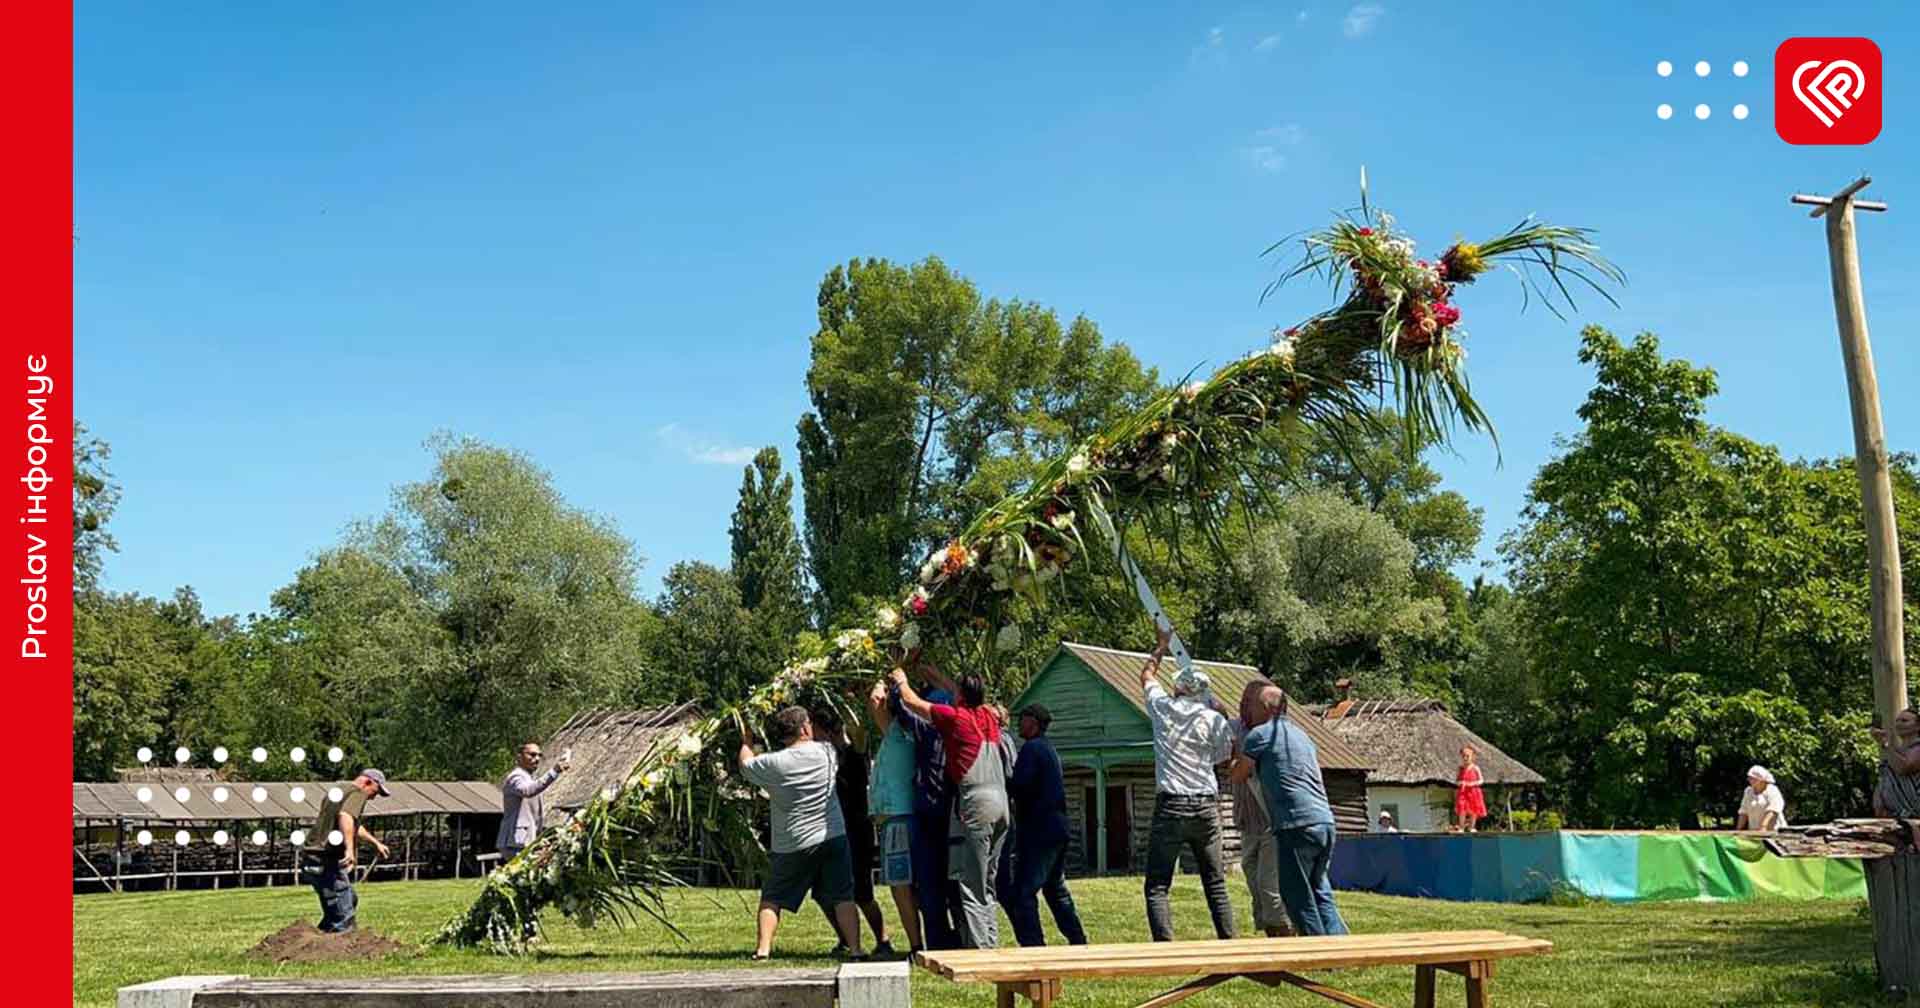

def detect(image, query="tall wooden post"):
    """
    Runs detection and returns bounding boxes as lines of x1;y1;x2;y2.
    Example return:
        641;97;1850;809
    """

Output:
1792;178;1906;731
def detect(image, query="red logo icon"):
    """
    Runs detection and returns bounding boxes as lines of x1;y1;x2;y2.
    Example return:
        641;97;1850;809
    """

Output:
1776;37;1881;144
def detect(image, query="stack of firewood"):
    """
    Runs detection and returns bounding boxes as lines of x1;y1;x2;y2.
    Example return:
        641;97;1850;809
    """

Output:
1765;818;1913;859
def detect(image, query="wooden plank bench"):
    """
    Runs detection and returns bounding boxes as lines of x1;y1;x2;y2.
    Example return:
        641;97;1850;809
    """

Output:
914;930;1553;1008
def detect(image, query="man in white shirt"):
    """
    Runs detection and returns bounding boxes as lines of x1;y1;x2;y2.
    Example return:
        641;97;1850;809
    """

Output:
1139;625;1236;942
1735;765;1787;832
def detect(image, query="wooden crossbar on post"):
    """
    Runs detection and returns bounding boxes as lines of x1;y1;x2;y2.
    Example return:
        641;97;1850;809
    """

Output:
1789;177;1907;736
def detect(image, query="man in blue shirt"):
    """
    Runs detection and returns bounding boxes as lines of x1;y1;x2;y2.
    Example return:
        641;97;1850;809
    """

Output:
1001;703;1088;946
889;678;961;950
1234;685;1348;936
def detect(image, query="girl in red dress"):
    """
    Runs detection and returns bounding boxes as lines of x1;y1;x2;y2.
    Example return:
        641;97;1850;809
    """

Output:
1454;745;1487;833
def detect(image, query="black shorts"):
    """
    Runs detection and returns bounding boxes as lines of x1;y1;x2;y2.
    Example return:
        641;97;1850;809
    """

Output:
761;835;855;912
844;819;876;904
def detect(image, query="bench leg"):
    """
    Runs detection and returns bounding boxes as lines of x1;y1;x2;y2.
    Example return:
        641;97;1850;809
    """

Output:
1414;966;1436;1008
1465;975;1489;1008
997;982;1018;1008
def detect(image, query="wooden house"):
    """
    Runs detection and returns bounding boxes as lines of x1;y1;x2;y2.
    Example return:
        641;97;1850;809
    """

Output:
1011;642;1373;876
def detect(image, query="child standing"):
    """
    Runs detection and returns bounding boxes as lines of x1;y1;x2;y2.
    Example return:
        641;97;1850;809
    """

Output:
1455;745;1486;833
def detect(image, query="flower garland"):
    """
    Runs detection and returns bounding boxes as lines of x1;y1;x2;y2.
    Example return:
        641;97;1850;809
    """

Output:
436;189;1620;952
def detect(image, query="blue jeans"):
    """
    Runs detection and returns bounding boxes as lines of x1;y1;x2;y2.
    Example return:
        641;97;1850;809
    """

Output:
1272;824;1348;936
1002;839;1087;947
310;857;357;932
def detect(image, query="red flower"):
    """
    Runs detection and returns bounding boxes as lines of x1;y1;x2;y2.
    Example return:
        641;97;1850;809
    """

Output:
1432;302;1461;328
907;595;929;617
1357;227;1373;236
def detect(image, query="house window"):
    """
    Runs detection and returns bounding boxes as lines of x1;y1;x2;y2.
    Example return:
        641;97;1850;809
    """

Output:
1379;803;1400;831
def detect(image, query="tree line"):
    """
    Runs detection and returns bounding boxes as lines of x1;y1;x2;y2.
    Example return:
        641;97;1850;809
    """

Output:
72;258;1915;828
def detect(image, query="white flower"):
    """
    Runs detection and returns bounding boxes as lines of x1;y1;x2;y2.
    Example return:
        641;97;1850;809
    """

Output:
1377;211;1395;230
641;771;663;790
835;628;873;652
1049;510;1075;530
1066;452;1089;475
995;624;1023;652
1268;337;1296;367
900;624;922;650
1160;432;1179;451
674;732;704;757
874;606;901;631
1181;381;1205;401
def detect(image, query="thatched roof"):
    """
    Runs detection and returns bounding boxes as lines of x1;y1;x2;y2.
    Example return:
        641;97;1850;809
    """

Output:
538;703;701;825
1308;698;1543;787
1055;642;1372;772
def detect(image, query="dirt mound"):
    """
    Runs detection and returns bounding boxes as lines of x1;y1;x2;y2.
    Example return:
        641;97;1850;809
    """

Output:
248;922;410;963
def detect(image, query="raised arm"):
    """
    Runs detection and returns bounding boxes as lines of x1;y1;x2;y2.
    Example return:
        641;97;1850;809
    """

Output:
889;668;934;720
869;681;894;735
505;766;562;798
1141;623;1173;692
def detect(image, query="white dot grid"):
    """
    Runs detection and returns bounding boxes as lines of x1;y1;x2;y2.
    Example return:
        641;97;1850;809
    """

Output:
173;787;190;802
1657;104;1673;120
290;747;306;763
174;746;191;763
136;830;153;846
327;787;344;802
1733;104;1750;120
328;747;344;763
250;830;267;846
136;786;153;803
327;830;344;845
1695;104;1711;119
1656;60;1672;77
251;747;268;763
289;787;306;803
212;746;229;763
251;786;267;802
1654;58;1752;123
174;830;191;846
1694;60;1710;77
1733;60;1749;77
213;830;229;846
213;786;229;802
290;830;307;846
136;746;153;763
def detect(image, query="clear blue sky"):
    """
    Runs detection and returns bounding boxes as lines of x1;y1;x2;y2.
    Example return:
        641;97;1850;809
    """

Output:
76;3;1920;619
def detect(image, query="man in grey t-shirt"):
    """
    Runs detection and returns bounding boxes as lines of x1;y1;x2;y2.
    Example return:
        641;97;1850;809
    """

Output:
740;705;864;960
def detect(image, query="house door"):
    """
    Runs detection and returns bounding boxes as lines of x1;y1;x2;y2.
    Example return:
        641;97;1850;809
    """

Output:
1084;785;1133;874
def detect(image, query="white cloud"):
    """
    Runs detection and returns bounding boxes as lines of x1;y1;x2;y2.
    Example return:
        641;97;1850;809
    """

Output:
1342;3;1384;37
1207;26;1225;47
1190;26;1229;66
655;423;757;466
1244;124;1306;174
1297;9;1310;22
1254;34;1282;53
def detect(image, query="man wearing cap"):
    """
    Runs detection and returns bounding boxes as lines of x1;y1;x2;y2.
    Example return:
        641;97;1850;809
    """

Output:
498;741;570;864
1735;766;1787;832
1139;624;1237;942
300;769;392;933
1002;702;1088;946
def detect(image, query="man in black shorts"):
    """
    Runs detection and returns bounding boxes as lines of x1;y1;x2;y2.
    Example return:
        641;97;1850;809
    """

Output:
811;705;896;958
739;706;865;960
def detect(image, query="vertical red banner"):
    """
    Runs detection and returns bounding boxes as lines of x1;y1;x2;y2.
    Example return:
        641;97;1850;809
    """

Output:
0;1;74;1001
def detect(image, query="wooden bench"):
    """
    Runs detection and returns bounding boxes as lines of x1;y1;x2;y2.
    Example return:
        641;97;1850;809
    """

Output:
913;930;1553;1008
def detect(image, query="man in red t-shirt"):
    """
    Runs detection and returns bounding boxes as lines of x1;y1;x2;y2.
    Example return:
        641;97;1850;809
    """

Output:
890;662;1011;948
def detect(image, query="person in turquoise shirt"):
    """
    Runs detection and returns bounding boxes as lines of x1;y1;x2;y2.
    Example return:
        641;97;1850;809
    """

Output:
868;681;924;953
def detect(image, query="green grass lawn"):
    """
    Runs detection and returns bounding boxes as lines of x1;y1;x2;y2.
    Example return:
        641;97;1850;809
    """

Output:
75;876;1887;1007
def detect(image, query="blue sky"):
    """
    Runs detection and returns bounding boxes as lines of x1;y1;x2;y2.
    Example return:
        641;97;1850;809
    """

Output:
76;2;1919;619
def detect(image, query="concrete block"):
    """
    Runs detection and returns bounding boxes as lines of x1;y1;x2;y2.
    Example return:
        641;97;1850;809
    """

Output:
117;975;245;1008
837;960;910;1007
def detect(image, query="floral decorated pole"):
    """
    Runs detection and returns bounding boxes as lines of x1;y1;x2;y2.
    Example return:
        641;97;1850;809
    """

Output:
436;186;1622;952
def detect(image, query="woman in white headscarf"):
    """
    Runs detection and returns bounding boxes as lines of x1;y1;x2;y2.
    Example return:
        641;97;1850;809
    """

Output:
1734;766;1786;832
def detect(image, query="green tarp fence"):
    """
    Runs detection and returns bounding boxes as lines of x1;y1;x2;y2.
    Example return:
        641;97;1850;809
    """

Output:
1331;831;1865;903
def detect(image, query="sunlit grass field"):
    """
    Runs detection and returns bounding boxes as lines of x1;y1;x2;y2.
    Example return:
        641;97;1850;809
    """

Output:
76;876;1884;1006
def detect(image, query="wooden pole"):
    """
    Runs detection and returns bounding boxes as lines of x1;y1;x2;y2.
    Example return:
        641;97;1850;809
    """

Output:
1793;178;1907;732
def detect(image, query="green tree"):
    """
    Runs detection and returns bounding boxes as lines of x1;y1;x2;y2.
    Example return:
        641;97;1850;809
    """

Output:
649;561;785;704
1499;327;1914;826
1193;490;1446;700
73;421;119;595
729;447;808;639
796;257;1157;625
345;435;655;777
72;593;180;780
